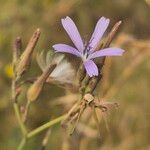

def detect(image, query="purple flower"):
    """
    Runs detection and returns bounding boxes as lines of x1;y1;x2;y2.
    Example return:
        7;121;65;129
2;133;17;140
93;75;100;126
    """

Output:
52;16;124;77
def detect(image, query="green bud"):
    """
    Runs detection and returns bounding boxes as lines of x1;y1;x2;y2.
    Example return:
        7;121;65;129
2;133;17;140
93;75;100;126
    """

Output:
27;64;56;102
16;29;41;80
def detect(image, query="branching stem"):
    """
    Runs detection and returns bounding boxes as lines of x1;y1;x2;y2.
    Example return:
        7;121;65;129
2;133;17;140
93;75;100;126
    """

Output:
27;115;66;138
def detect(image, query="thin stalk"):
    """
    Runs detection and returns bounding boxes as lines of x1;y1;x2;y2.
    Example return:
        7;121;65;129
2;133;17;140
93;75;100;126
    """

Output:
14;103;27;135
27;115;66;138
17;138;26;150
23;100;31;123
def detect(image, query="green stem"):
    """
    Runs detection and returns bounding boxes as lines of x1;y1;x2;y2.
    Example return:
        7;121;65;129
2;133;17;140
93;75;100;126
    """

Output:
23;100;31;123
17;138;26;150
27;115;66;138
14;103;27;135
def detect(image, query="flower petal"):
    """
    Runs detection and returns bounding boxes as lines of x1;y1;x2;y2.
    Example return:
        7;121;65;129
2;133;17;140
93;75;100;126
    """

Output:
83;60;98;77
53;44;81;57
61;16;84;52
89;17;110;52
88;48;125;59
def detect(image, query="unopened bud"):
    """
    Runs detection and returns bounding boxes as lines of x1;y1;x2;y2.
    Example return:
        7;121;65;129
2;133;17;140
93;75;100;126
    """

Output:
27;64;56;102
13;37;22;64
103;21;122;49
15;37;22;57
16;28;41;80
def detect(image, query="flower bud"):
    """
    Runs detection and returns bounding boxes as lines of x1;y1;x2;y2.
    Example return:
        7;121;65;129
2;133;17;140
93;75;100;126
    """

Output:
16;28;41;80
103;21;122;49
27;64;56;102
13;37;22;64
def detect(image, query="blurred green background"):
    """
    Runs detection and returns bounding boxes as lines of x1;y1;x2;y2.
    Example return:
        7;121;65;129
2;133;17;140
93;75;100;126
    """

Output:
0;0;150;149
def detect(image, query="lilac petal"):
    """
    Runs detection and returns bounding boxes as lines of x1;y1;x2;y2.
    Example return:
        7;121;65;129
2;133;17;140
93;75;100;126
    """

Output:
88;48;125;60
52;44;81;57
61;16;84;52
83;60;98;77
88;48;124;60
89;17;110;52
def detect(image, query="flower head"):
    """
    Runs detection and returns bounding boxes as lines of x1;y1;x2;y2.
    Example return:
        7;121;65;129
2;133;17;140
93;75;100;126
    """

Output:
53;16;124;77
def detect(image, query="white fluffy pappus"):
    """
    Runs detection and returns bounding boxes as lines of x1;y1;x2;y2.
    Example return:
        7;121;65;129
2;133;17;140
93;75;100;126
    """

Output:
36;51;75;85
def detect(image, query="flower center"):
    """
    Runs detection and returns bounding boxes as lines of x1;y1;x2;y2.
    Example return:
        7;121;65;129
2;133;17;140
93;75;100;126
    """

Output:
82;42;93;62
82;53;88;62
82;48;91;62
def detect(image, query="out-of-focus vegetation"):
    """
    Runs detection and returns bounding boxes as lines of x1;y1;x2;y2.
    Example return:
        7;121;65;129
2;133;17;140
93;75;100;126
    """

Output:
0;0;150;149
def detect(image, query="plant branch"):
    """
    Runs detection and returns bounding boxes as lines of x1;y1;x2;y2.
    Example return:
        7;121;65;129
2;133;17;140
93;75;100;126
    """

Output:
27;114;66;138
23;100;31;123
14;103;27;135
17;138;26;150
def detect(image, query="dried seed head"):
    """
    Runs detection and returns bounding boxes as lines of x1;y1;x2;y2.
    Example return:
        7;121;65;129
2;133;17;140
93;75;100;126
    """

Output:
27;64;56;102
37;51;75;86
84;93;94;103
